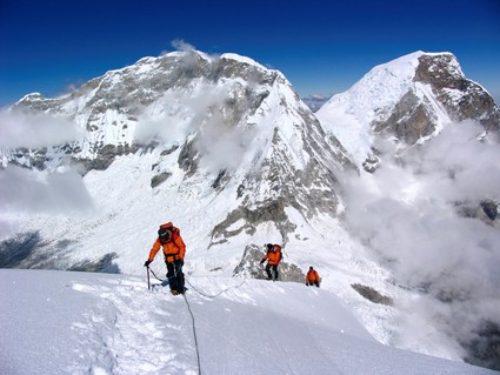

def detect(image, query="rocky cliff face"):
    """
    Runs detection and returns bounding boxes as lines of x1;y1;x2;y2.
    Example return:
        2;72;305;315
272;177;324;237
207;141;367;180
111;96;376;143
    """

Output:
317;51;499;167
376;53;499;144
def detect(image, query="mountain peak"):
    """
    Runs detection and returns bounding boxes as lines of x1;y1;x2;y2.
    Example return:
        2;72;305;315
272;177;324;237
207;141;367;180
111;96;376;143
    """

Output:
317;51;498;165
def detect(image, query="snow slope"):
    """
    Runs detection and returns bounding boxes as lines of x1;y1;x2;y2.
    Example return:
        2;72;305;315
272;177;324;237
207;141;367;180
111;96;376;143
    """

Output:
316;52;424;163
0;269;494;375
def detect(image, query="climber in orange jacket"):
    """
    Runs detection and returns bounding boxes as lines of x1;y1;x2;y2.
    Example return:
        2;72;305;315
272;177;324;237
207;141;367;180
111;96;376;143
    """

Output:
305;266;321;287
260;243;282;281
144;222;186;295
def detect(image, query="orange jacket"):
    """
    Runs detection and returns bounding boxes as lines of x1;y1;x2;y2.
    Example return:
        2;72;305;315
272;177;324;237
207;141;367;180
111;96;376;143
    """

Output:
306;270;320;283
148;226;186;264
262;245;282;266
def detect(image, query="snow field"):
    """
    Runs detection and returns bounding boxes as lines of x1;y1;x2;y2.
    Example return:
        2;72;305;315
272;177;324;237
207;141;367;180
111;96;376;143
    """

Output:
0;269;495;375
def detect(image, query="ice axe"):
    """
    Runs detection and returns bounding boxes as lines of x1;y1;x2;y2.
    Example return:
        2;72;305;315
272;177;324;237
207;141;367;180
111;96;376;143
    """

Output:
146;266;151;291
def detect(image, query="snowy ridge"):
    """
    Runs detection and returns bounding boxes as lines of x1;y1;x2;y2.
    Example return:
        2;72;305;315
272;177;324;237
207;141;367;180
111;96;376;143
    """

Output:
0;269;495;375
220;52;268;70
326;51;424;123
316;51;436;164
316;50;499;165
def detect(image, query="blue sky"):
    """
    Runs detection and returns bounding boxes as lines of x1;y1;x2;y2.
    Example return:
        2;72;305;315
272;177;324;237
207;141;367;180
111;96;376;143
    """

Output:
1;0;499;106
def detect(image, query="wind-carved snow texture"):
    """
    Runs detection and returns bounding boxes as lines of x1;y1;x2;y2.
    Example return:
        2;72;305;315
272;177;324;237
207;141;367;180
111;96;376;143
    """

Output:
71;279;198;374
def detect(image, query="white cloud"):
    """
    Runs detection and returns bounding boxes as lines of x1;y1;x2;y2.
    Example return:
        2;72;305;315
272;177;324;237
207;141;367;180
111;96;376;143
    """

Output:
0;166;93;213
341;120;500;348
134;79;257;172
0;110;82;148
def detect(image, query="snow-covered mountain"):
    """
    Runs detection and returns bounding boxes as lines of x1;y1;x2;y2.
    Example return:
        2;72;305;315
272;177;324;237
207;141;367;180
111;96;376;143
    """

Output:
316;51;499;168
316;51;500;371
1;269;496;375
1;49;499;372
1;48;354;272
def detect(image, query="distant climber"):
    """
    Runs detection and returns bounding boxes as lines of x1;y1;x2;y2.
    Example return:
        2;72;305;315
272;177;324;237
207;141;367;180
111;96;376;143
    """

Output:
305;266;321;287
260;243;282;281
144;222;186;295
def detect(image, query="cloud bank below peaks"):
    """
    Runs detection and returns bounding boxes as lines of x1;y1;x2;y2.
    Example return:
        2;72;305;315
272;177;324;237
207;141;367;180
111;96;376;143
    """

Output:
0;109;82;149
0;166;93;214
341;120;500;356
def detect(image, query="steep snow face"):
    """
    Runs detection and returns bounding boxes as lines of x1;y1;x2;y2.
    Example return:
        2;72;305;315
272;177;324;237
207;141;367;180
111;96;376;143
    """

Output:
316;51;499;166
0;269;495;375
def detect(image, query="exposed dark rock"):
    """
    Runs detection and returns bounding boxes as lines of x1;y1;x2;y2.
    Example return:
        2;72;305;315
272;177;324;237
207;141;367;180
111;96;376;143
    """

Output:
71;143;138;174
68;252;121;274
178;137;199;177
454;200;499;226
351;283;393;305
362;153;381;173
233;244;305;282
480;200;498;221
210;199;296;246
414;53;464;89
415;53;499;133
374;90;437;144
236;184;245;198
212;169;229;190
463;321;500;371
367;53;499;148
160;144;179;156
151;172;172;188
0;232;82;270
0;232;42;268
234;126;344;224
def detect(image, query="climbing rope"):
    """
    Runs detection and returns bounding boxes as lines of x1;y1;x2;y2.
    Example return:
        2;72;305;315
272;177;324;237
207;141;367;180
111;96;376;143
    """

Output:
147;267;202;374
146;266;249;375
147;266;165;283
182;293;202;375
180;277;247;375
186;278;247;298
147;266;247;298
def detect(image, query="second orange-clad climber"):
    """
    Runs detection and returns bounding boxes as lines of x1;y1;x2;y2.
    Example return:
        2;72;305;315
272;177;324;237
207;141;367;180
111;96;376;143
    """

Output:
260;243;282;281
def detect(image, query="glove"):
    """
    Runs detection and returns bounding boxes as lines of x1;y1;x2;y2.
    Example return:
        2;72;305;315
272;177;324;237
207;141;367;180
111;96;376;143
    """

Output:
144;260;152;267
